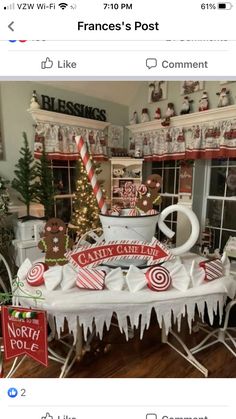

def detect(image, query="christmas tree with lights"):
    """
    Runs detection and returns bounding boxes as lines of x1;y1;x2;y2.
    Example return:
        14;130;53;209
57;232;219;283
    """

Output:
70;156;104;236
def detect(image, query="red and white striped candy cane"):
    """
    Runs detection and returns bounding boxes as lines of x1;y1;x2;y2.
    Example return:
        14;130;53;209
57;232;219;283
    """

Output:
76;136;108;214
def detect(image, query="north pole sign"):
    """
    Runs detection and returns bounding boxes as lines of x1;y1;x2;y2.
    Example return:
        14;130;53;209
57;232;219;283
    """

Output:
1;307;48;367
66;238;173;269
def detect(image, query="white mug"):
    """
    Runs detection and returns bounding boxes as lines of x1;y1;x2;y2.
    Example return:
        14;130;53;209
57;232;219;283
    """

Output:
100;204;199;263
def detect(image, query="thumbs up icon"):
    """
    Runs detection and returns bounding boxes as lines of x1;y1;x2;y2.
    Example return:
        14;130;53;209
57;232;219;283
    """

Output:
41;413;53;419
41;57;53;69
7;387;18;398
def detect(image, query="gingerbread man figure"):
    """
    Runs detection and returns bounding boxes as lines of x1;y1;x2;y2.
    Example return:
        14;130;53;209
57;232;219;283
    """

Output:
38;218;74;266
136;174;162;212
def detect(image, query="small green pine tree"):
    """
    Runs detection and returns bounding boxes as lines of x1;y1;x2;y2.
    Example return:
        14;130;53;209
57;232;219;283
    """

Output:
35;143;55;219
12;132;38;217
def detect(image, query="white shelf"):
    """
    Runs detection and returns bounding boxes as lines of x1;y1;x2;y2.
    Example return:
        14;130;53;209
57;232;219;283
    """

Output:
127;104;236;133
28;108;111;130
110;157;143;165
112;177;141;180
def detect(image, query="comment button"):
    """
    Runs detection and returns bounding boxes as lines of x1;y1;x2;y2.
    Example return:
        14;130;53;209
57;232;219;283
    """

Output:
146;58;157;69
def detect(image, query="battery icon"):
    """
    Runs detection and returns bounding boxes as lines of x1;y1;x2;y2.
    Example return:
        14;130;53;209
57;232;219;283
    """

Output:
218;2;233;9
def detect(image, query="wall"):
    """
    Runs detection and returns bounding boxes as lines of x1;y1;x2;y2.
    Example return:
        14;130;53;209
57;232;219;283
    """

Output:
129;81;236;122
0;81;129;181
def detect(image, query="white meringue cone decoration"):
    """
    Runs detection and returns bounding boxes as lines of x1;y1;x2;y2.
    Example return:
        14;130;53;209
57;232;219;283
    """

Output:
190;260;205;288
43;265;63;291
105;267;125;291
221;251;231;276
163;259;190;291
17;258;32;281
126;265;147;293
61;264;77;290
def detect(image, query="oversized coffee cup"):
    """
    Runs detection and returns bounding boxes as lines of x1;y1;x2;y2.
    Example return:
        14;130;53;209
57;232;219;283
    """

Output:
99;204;199;265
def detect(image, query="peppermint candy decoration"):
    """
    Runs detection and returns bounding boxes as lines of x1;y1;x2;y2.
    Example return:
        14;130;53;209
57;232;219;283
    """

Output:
145;266;171;292
110;205;121;216
76;268;106;290
146;209;158;215
199;258;223;281
122;191;129;198
128;208;140;216
124;181;134;193
138;184;148;196
130;197;137;208
26;262;48;286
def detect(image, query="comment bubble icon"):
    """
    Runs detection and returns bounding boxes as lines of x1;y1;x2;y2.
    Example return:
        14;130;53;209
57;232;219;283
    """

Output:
146;58;157;69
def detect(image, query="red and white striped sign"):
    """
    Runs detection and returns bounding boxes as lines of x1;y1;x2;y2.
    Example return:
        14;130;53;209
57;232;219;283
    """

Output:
76;268;105;290
67;238;173;269
199;258;223;281
145;266;171;291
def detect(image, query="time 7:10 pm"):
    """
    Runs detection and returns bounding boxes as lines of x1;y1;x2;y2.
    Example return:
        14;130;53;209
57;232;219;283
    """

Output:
103;3;133;9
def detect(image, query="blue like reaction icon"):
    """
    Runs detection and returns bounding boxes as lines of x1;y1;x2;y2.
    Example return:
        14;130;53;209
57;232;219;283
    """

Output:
7;387;18;398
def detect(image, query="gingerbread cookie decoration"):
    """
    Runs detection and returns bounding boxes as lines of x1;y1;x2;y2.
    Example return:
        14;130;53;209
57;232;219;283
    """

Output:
38;218;74;266
136;174;162;213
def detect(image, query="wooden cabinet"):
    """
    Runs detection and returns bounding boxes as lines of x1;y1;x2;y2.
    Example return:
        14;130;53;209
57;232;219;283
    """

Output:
110;157;143;207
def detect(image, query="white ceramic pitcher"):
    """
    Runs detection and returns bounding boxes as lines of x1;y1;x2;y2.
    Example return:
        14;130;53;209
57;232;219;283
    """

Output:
99;204;199;259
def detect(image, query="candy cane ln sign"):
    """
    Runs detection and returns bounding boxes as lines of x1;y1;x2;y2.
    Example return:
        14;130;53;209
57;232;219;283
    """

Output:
67;238;173;268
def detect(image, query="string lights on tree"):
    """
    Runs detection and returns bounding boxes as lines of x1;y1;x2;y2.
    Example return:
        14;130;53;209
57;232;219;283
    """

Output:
70;156;106;236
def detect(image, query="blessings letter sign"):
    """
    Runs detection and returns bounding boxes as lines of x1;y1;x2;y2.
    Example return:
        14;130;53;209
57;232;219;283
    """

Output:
1;307;48;366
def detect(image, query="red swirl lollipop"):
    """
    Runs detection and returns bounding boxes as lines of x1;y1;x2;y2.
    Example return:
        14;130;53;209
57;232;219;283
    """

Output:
26;262;48;286
145;266;171;291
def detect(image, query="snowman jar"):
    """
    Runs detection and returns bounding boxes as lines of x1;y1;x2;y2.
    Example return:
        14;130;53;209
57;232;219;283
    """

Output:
217;87;230;107
30;90;41;110
199;91;209;111
141;108;150;123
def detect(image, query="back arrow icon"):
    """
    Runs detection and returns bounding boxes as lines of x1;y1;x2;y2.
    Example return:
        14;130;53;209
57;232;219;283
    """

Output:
8;21;14;31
